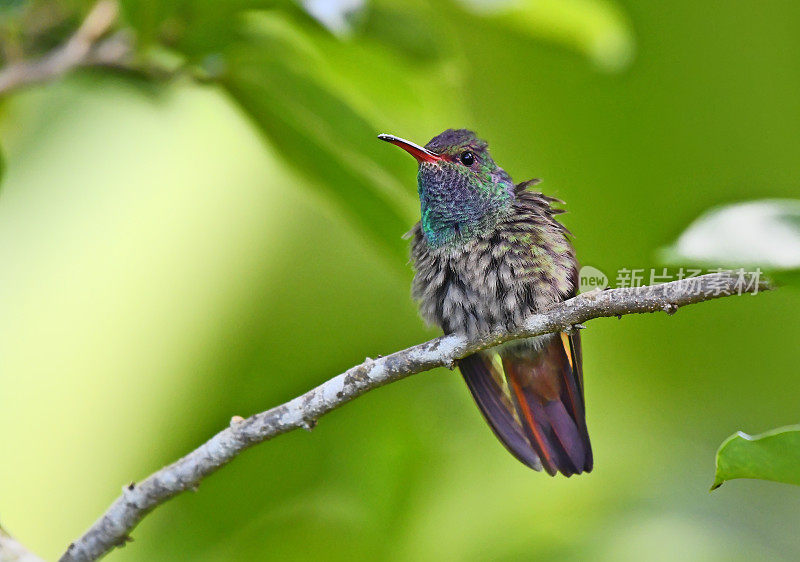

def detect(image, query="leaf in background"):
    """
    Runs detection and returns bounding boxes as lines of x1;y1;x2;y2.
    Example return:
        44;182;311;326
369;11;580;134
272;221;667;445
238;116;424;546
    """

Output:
457;0;635;72
661;199;800;284
220;36;417;264
712;426;800;490
237;9;460;134
118;1;455;264
118;0;308;59
356;3;445;62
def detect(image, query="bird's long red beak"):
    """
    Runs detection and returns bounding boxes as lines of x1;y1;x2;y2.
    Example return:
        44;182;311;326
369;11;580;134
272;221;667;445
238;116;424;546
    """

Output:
378;134;443;163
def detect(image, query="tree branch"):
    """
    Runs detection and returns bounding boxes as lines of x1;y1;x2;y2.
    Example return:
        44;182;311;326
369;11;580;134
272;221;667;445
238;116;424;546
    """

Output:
60;271;768;561
0;0;129;96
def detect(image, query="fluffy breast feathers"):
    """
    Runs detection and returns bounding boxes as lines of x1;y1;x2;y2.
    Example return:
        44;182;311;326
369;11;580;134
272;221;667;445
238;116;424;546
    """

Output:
408;186;577;337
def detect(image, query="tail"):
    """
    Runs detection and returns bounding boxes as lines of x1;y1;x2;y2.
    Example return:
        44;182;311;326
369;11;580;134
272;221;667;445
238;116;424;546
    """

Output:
460;333;592;476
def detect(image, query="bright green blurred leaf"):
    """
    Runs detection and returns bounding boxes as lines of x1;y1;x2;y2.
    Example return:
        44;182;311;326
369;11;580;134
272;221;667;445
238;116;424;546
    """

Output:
661;199;800;284
458;0;635;71
712;425;800;490
119;2;446;264
220;37;416;263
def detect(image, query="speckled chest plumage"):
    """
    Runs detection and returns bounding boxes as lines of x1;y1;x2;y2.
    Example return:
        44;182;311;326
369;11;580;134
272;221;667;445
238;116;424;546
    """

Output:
409;187;577;339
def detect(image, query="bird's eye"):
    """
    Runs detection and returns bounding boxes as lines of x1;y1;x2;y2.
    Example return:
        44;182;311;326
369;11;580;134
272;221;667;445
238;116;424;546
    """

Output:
459;151;475;166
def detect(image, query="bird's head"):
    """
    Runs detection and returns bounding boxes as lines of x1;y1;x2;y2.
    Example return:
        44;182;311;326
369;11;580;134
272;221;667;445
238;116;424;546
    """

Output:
379;129;515;247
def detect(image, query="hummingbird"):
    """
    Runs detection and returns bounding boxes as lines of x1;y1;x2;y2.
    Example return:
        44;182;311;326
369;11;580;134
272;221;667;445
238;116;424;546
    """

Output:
379;129;591;476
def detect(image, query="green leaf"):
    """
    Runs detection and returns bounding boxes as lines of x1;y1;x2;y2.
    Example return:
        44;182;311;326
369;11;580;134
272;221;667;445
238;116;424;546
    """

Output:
712;425;800;490
457;0;635;72
118;0;306;58
220;36;416;263
355;4;444;62
661;199;800;285
118;2;444;263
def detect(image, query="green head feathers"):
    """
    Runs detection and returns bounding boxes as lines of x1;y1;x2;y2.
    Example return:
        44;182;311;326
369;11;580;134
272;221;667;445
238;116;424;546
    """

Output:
379;129;515;247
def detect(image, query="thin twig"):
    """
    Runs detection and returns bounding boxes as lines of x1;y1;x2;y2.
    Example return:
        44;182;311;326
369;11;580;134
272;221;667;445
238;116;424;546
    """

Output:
0;0;128;96
60;271;768;561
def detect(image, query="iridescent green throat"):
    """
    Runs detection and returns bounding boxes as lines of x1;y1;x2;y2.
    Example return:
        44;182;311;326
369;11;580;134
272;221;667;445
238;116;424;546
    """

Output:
417;161;515;248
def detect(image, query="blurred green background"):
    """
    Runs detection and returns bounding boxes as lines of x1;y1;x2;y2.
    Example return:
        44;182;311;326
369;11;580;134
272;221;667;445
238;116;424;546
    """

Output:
1;0;799;560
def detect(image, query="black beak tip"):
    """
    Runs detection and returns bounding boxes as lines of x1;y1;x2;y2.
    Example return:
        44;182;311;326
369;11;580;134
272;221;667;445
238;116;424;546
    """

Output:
377;133;393;142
